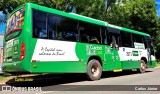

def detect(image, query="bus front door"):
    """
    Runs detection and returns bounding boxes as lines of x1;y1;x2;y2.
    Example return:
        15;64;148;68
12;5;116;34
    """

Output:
147;40;153;66
104;33;122;71
110;34;122;71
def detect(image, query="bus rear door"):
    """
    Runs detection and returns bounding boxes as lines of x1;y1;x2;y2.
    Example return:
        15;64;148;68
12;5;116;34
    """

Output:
109;33;122;70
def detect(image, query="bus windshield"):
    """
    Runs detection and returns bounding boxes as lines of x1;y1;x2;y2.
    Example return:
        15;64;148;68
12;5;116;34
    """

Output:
5;8;25;41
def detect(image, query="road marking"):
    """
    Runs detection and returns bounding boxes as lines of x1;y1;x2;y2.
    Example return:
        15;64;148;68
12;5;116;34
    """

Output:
36;91;55;94
36;85;86;94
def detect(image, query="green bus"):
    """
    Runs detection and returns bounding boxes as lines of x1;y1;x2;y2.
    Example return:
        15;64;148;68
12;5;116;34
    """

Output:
3;3;156;80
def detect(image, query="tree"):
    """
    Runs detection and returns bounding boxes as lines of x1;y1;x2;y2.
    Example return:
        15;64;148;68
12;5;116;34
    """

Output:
0;0;69;14
154;18;160;60
0;0;117;21
0;0;75;24
104;0;159;34
104;0;160;59
68;0;117;20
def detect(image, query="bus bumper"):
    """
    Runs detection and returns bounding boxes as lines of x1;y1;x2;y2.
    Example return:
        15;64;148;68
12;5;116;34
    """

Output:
2;61;26;72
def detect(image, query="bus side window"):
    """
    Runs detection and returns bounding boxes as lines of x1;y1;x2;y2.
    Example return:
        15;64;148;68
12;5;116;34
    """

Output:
56;16;78;41
109;34;119;49
110;35;117;48
63;32;76;41
101;27;109;45
39;29;47;38
90;37;100;44
48;14;57;39
79;22;101;44
81;34;89;43
147;40;154;55
57;32;62;40
121;31;132;47
133;34;143;43
32;9;47;39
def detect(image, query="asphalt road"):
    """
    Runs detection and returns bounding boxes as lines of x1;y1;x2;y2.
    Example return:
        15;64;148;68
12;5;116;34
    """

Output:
1;67;160;94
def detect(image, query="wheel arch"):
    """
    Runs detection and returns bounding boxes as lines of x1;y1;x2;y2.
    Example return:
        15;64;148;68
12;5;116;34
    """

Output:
88;55;102;66
141;57;147;65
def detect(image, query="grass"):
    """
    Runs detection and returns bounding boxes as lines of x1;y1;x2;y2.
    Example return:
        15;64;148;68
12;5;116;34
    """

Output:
0;73;12;81
0;76;4;80
0;75;7;81
156;62;160;67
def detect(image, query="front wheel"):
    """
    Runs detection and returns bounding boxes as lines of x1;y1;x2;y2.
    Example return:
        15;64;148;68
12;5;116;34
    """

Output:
86;59;102;81
138;60;147;73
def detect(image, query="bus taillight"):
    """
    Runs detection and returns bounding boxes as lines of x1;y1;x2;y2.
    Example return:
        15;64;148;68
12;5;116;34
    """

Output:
19;42;25;60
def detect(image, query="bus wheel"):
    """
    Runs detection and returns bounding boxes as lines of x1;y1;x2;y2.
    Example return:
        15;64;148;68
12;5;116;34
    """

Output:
86;59;102;81
138;60;146;73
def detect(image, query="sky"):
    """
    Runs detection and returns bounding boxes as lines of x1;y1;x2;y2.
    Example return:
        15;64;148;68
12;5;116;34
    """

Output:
0;12;5;34
155;0;160;16
0;0;160;34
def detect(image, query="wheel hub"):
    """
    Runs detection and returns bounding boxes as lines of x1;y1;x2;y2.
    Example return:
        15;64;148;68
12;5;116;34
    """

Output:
91;64;99;76
141;63;145;70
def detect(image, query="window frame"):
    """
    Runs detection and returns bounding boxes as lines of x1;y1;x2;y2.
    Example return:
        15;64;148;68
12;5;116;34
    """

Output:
79;21;101;44
120;31;133;47
132;34;144;43
100;26;109;45
32;9;48;39
32;9;79;42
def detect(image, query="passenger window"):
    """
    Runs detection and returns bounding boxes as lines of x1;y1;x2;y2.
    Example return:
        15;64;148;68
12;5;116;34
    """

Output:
101;27;109;45
133;34;143;43
121;31;132;47
132;34;145;49
56;16;78;41
48;14;57;39
110;34;119;48
33;10;47;39
79;22;101;44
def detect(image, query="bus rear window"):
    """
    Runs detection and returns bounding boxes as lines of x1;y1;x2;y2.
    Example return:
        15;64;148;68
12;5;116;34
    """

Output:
5;8;25;41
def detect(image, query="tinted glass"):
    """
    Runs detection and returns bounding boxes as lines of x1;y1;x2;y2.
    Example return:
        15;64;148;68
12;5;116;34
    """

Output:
33;10;47;39
121;31;132;47
56;16;78;41
133;34;143;43
101;27;109;45
48;14;57;39
79;22;101;44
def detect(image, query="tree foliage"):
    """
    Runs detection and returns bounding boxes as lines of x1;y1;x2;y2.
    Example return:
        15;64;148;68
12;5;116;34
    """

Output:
0;0;160;59
0;0;70;14
104;0;160;59
105;0;159;35
0;0;116;19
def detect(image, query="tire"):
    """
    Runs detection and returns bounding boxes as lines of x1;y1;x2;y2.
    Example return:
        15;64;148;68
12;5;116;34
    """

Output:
138;60;147;73
86;59;102;81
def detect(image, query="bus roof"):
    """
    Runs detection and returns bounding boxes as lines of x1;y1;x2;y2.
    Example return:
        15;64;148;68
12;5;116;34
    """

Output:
14;3;150;37
107;24;150;36
69;12;149;36
69;13;108;26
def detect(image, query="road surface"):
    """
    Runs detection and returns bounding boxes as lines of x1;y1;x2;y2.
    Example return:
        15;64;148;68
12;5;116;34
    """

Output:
1;67;160;94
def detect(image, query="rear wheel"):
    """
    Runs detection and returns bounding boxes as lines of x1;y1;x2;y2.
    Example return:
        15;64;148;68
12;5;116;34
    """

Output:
86;59;102;81
138;60;147;73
